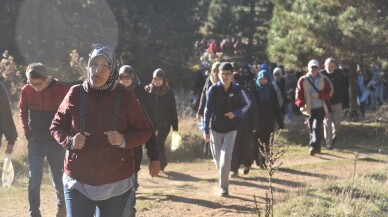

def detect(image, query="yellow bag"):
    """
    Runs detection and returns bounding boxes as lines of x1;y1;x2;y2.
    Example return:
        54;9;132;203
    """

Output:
171;131;182;151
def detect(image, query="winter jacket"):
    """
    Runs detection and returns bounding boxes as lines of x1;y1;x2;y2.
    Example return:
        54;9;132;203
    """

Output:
50;83;151;186
147;88;178;132
295;73;332;115
252;88;284;132
197;77;214;116
19;79;69;143
0;81;17;145
320;68;346;105
204;82;251;134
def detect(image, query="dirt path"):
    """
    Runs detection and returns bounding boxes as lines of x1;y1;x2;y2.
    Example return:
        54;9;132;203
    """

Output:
1;148;385;217
134;151;385;217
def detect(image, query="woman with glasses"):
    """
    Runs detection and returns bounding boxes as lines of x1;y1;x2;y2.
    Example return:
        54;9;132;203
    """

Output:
295;59;332;156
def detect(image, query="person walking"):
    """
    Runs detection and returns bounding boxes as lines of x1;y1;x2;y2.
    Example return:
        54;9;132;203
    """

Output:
295;60;332;156
145;69;178;172
0;80;17;155
203;62;251;196
320;58;346;149
19;62;69;217
252;70;284;168
50;44;152;217
197;62;221;156
118;65;160;217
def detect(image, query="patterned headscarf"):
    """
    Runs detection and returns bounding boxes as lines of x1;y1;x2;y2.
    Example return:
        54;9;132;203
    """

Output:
255;70;272;103
87;44;119;90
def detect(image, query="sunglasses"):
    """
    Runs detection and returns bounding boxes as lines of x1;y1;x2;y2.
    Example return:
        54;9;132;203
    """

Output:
119;75;132;80
311;66;319;71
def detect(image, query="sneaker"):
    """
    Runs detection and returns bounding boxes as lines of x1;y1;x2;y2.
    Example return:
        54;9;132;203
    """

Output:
326;143;333;150
243;166;250;175
309;147;316;156
56;205;67;217
229;171;238;178
220;187;229;197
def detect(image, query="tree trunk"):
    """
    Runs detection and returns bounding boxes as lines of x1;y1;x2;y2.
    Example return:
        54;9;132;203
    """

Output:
348;61;359;121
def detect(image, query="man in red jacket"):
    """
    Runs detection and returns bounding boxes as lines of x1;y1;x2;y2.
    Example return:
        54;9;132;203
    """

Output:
295;60;332;156
19;63;69;217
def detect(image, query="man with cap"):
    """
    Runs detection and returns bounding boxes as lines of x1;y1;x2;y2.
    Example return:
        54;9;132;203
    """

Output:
295;60;332;156
19;62;69;217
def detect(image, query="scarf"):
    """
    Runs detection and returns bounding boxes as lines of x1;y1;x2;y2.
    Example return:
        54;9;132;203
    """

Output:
255;70;272;103
87;44;119;91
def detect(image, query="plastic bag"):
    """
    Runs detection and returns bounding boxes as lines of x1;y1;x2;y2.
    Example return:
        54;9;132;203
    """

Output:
2;154;14;190
171;131;182;151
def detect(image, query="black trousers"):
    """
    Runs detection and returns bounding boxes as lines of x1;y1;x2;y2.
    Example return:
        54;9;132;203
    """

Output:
308;107;325;150
231;124;254;171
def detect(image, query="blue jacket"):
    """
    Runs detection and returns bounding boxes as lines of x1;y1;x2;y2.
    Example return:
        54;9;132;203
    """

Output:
204;82;251;134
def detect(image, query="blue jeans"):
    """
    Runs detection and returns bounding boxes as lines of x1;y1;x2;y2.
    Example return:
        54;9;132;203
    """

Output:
308;108;325;150
28;139;65;217
122;176;137;217
65;186;131;217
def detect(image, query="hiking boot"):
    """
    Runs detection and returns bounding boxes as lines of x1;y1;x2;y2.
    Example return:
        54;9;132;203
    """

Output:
243;166;250;175
56;205;67;217
229;171;238;178
309;147;316;156
326;143;333;150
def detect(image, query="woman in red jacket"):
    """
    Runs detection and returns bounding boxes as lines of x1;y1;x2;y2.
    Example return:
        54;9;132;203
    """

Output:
50;44;151;217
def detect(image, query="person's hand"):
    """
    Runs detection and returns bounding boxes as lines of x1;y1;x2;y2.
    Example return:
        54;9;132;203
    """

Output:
252;130;257;133
225;112;235;119
104;131;124;146
5;143;14;155
73;132;90;149
312;92;319;98
196;113;203;120
203;134;210;142
149;160;160;177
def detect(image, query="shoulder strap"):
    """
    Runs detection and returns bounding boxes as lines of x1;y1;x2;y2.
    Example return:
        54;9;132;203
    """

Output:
79;86;85;134
306;76;320;93
112;91;121;131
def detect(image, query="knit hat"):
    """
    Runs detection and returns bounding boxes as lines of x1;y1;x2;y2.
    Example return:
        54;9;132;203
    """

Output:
26;63;48;79
87;44;119;90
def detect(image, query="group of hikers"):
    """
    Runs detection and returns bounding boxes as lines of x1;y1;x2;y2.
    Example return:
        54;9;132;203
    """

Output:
0;43;386;217
0;44;178;217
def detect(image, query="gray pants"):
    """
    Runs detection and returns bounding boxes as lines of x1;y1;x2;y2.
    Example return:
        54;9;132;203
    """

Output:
210;130;237;189
324;103;342;146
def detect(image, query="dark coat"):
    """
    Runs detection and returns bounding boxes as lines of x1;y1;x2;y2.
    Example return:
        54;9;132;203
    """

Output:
148;88;179;132
0;81;17;145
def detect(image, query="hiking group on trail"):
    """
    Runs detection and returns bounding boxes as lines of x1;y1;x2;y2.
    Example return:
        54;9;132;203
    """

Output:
0;43;387;217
